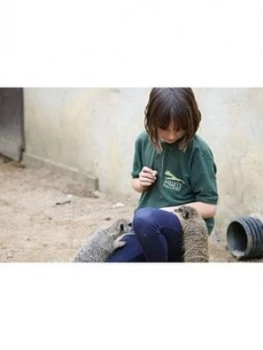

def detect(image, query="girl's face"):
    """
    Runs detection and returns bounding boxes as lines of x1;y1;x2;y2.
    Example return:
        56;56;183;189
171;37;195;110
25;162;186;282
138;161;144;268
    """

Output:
157;120;186;144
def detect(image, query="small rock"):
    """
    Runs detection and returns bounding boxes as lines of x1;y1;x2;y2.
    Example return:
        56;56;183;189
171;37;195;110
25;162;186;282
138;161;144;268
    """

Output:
104;217;112;221
112;202;125;209
7;252;14;259
55;195;72;206
93;190;101;198
25;236;30;241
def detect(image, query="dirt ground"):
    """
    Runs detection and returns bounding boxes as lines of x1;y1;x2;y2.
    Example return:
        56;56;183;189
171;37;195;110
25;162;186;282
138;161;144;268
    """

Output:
0;154;247;263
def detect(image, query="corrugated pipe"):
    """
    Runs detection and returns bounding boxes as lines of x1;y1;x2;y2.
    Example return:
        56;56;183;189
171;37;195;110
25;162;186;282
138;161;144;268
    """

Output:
227;214;263;259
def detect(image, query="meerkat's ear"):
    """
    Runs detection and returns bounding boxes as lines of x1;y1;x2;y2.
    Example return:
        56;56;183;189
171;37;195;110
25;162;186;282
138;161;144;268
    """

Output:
181;206;190;220
184;209;190;220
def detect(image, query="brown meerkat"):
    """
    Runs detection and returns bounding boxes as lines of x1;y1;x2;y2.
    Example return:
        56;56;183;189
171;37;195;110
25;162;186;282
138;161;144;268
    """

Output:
73;218;132;262
173;206;209;262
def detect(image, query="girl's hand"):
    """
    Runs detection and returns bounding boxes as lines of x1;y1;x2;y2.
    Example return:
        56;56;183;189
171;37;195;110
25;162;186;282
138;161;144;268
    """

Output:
139;166;158;188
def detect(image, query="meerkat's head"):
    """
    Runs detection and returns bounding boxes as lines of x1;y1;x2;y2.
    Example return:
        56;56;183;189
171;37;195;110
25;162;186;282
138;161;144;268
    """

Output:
112;218;132;237
174;206;200;220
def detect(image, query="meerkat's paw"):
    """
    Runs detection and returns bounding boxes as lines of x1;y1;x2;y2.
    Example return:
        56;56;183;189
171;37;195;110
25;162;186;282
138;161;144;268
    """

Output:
113;236;126;250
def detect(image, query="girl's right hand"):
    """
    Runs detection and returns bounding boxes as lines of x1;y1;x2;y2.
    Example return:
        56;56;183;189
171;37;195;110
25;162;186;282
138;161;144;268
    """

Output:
138;166;158;188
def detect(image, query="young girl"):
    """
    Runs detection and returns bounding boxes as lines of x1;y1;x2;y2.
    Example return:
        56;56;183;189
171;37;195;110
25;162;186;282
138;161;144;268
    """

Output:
107;88;218;262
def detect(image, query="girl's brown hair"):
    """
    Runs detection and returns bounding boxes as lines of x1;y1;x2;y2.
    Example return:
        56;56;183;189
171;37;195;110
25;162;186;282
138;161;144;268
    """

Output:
144;88;201;151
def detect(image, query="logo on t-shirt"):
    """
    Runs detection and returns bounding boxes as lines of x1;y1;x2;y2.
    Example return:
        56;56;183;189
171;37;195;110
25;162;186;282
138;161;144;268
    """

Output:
163;170;185;192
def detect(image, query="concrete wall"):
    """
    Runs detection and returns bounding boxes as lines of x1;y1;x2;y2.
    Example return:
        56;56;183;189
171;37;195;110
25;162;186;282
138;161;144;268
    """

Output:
23;88;263;232
195;88;263;231
23;88;150;192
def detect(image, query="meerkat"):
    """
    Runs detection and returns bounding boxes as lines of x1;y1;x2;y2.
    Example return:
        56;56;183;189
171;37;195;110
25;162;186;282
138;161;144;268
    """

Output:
173;206;209;262
73;218;132;262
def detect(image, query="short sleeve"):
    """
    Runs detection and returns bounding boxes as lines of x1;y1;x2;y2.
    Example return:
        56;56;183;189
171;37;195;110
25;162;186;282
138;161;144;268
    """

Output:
190;148;218;204
131;135;143;178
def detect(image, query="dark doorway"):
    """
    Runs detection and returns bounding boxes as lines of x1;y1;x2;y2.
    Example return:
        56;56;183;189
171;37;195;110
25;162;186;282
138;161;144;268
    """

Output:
0;88;24;161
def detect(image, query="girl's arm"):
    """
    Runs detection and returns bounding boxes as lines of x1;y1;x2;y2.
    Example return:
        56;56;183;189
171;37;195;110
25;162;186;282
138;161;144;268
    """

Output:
131;178;147;193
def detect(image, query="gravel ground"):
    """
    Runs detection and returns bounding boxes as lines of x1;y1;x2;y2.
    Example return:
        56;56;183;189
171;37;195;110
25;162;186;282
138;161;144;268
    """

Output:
1;154;260;263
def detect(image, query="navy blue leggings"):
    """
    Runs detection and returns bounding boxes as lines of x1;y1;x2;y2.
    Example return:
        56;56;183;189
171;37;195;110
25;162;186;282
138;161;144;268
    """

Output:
106;207;184;262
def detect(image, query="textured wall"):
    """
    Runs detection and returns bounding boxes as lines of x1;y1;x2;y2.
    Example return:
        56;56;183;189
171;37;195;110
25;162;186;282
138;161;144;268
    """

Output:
23;88;263;231
23;88;149;193
194;88;263;230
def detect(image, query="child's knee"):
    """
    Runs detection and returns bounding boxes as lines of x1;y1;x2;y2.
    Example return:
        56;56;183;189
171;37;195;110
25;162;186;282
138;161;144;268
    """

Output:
133;207;159;234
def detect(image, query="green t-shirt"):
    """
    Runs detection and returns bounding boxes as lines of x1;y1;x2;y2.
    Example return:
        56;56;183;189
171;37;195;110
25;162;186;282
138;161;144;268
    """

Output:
131;131;218;234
